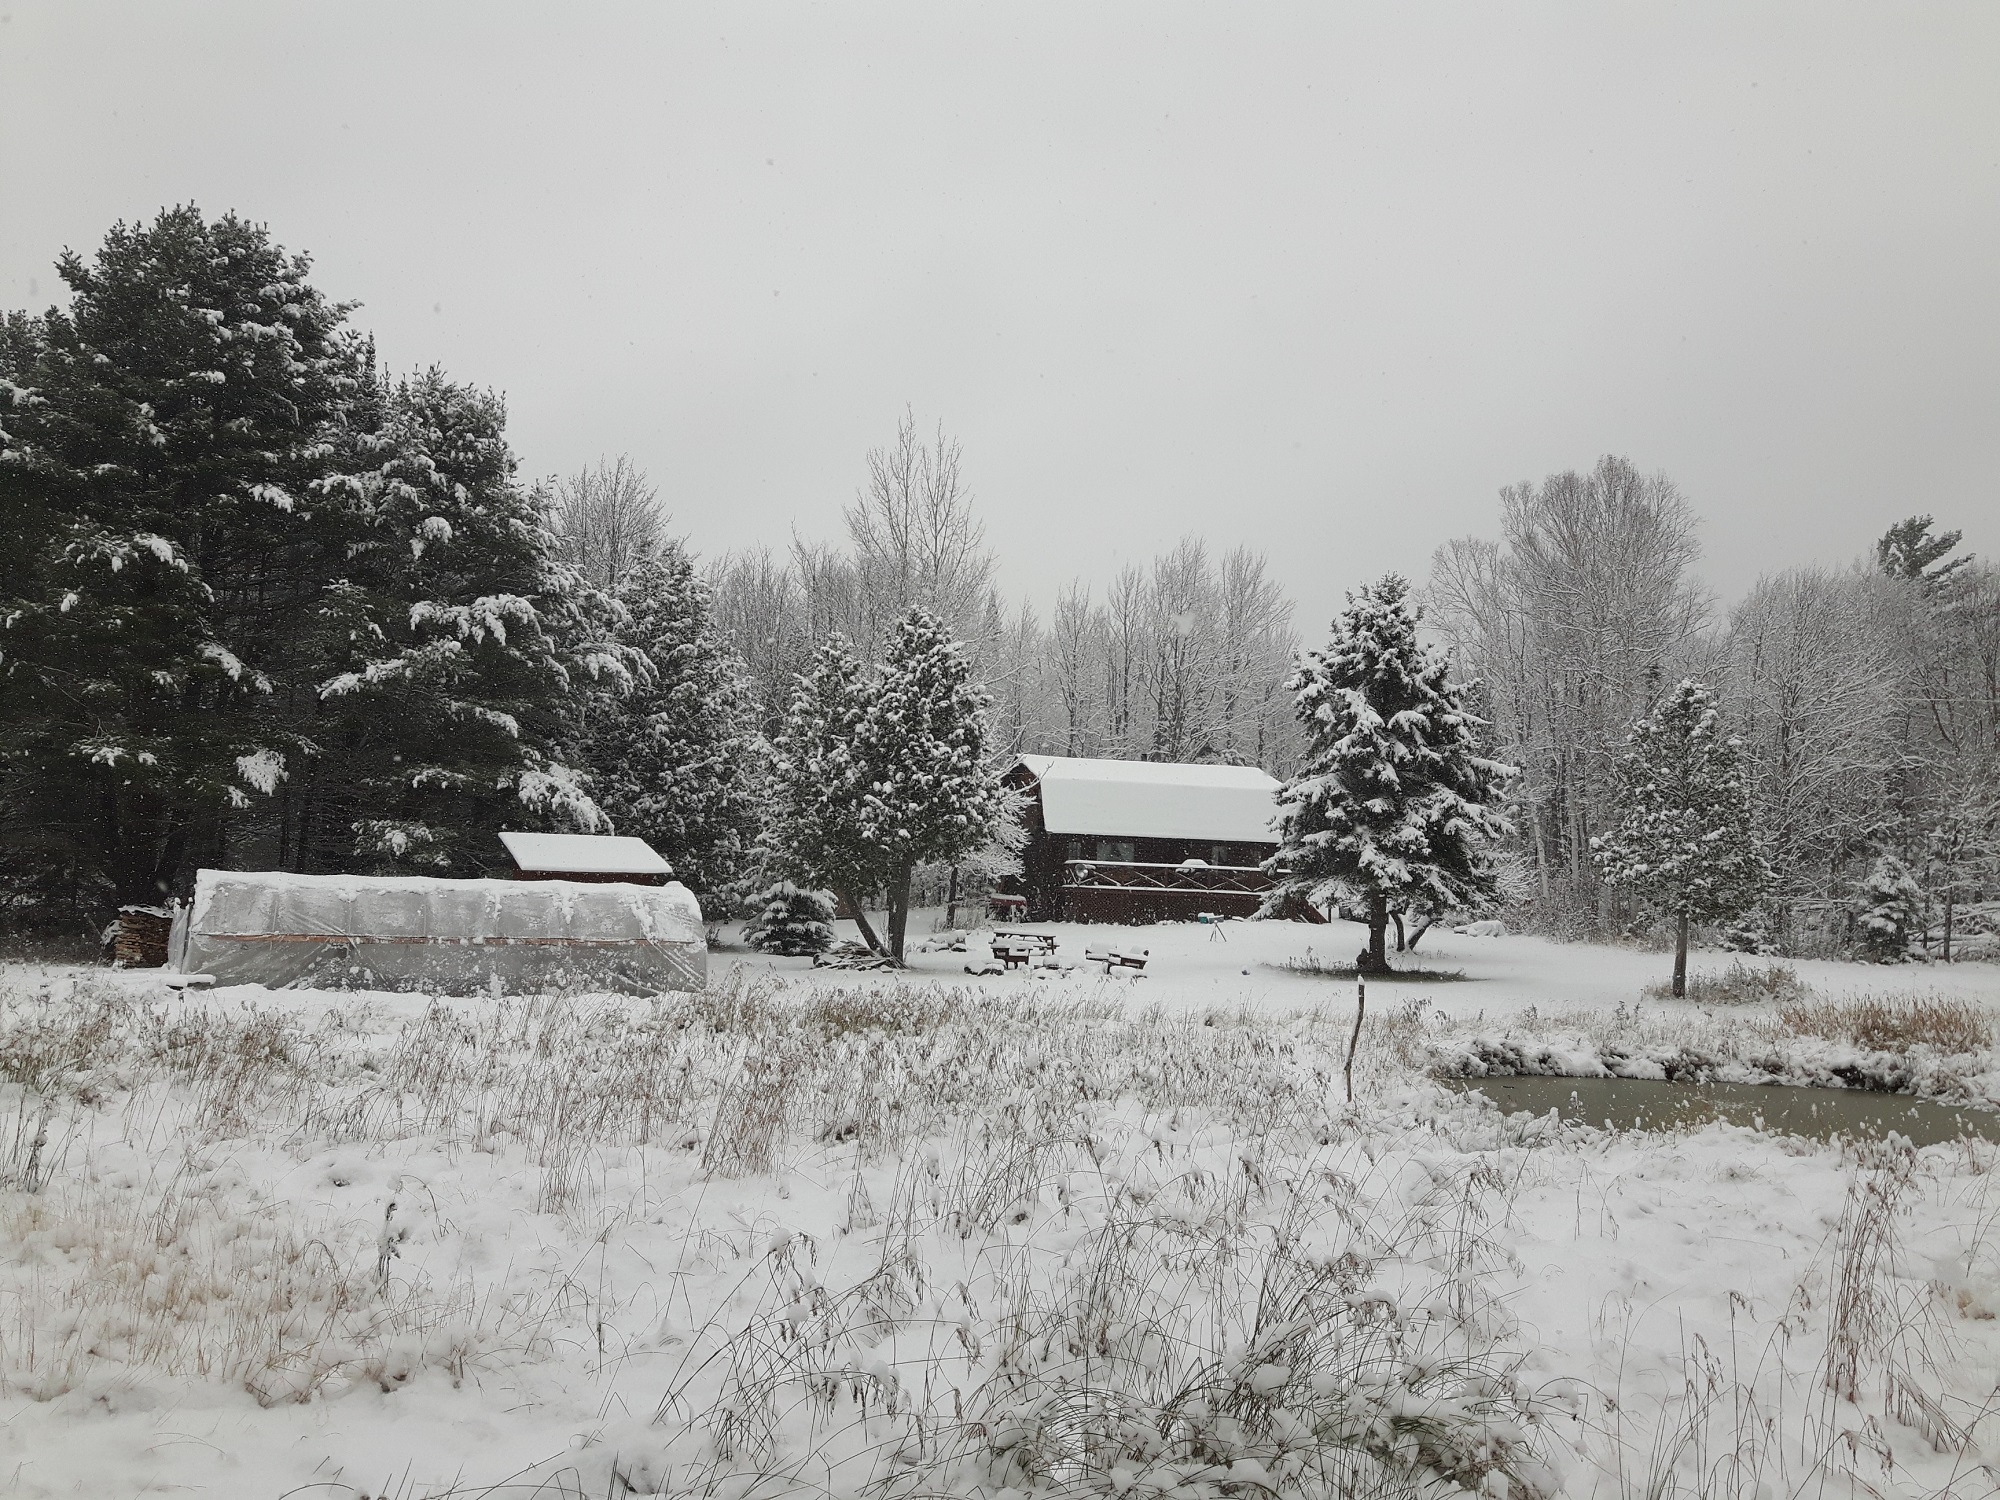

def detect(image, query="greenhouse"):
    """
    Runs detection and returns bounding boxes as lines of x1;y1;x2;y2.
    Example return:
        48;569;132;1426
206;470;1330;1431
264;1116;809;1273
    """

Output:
175;869;706;995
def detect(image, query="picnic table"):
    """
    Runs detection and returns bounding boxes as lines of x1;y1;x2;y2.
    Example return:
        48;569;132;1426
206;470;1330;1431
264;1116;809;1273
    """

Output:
987;893;1028;920
989;939;1038;971
992;928;1057;954
1084;946;1149;976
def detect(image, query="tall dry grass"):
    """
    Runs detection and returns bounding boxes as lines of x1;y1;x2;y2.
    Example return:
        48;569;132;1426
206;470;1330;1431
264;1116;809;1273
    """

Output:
1776;992;1998;1054
1642;959;1817;1007
0;967;1994;1497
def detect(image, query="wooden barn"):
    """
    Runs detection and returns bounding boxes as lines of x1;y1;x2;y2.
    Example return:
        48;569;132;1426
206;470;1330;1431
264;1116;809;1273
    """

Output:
1002;755;1281;923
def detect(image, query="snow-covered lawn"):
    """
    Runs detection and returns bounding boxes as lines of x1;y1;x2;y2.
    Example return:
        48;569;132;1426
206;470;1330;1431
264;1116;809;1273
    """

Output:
742;909;2000;1020
2;923;1997;1497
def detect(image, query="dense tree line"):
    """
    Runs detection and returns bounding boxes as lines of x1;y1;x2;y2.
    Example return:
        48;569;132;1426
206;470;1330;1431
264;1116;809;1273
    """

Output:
0;210;1305;945
1429;459;1998;956
0;209;758;936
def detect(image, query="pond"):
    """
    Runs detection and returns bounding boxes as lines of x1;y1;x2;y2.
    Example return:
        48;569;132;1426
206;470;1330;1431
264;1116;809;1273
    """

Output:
1440;1074;2000;1147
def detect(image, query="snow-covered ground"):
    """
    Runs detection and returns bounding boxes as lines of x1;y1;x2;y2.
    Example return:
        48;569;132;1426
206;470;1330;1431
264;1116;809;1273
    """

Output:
737;908;2000;1019
2;921;1997;1497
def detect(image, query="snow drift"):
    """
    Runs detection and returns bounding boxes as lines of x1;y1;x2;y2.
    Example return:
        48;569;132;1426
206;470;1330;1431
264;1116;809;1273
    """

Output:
178;869;705;995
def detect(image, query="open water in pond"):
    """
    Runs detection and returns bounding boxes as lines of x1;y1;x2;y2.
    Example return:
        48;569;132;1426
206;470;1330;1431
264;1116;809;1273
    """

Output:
1441;1075;2000;1147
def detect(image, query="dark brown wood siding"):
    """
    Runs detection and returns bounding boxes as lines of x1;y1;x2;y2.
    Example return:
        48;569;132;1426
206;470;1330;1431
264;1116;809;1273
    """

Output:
1005;763;1276;923
511;870;668;886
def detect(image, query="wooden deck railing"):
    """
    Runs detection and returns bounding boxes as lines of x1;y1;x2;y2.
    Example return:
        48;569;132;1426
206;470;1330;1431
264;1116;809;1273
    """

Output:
1062;859;1274;895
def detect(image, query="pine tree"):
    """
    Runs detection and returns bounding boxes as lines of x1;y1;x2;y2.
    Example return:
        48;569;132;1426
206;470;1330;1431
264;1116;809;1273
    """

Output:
742;881;836;956
0;208;366;908
1856;853;1923;962
770;608;1007;962
1267;575;1515;971
1594;679;1769;996
303;369;631;873
0;209;639;922
1877;515;1971;589
572;542;764;898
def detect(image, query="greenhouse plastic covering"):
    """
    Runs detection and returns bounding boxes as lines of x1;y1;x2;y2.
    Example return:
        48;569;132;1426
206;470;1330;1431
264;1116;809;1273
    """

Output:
178;869;706;995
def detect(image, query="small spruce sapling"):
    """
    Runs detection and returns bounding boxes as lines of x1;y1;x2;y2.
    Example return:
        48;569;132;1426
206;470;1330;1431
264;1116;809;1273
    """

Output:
1856;853;1924;963
743;882;836;956
1593;679;1769;997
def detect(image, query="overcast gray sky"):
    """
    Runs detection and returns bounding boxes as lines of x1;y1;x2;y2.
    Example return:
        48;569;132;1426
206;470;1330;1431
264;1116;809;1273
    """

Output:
4;2;1995;633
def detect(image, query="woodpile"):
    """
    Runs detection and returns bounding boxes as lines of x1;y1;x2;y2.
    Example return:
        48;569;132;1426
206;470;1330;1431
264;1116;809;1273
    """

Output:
810;941;899;971
114;906;173;968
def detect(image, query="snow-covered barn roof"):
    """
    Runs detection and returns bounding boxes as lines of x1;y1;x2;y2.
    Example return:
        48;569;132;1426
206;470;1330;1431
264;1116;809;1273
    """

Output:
1013;756;1281;844
498;831;673;877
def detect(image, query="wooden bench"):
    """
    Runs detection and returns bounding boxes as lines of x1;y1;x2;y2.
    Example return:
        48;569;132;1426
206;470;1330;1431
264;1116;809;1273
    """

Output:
992;929;1057;955
1084;946;1149;976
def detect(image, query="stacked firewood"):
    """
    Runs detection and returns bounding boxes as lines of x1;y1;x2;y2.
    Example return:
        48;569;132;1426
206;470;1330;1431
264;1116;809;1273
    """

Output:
810;941;899;971
114;906;173;967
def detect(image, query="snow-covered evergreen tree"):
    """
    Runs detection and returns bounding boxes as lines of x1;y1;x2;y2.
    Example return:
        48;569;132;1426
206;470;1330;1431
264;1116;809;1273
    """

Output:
1593;679;1769;996
1856;853;1924;962
572;541;764;898
308;369;632;873
0;208;365;907
0;209;656;923
770;634;889;952
742;881;836;955
1923;794;2000;963
849;607;1008;960
1266;575;1515;971
770;608;1008;962
1877;514;1971;590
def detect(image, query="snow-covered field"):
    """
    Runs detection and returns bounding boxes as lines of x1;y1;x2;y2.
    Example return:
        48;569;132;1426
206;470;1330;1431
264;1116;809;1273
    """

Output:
3;918;1998;1498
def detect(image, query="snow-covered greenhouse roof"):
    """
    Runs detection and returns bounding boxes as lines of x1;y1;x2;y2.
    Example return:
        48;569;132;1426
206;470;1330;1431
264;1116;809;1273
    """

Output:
1013;755;1281;845
498;831;672;877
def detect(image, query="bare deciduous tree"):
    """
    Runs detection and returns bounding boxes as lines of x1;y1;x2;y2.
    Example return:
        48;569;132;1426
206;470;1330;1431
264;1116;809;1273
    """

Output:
1429;456;1709;923
1723;566;1901;941
1048;580;1104;756
844;409;996;655
1213;545;1298;769
1148;536;1217;762
706;545;805;735
552;455;667;591
1101;563;1147;757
